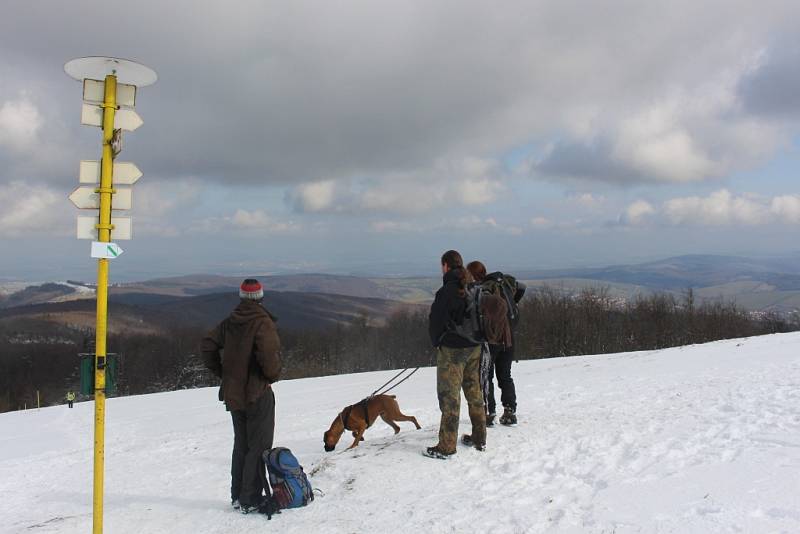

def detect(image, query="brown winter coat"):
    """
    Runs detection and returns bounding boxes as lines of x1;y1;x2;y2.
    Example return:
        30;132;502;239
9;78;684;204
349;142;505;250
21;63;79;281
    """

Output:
201;299;281;411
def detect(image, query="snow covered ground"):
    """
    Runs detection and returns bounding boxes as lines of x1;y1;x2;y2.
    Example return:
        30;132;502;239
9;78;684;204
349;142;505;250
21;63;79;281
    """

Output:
2;333;800;533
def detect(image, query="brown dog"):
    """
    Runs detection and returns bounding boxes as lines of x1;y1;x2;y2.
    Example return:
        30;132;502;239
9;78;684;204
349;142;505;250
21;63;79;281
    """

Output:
323;394;421;451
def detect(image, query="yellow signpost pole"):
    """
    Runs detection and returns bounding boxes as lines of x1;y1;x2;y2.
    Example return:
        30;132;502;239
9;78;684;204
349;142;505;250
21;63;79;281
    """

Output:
66;56;156;534
93;73;117;534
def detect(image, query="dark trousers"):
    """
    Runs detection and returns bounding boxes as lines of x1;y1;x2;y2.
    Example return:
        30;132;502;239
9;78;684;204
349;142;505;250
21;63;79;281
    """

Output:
486;344;516;414
230;389;275;506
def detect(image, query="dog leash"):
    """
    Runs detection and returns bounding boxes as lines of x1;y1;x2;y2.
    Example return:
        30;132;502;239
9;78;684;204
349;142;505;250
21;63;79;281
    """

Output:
369;368;409;397
370;367;420;397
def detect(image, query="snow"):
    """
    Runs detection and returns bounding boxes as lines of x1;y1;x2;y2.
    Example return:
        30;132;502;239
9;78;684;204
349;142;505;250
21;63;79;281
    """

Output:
2;333;800;533
0;282;28;296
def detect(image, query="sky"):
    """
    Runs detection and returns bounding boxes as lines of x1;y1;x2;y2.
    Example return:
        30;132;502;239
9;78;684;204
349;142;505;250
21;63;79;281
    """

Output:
1;1;800;281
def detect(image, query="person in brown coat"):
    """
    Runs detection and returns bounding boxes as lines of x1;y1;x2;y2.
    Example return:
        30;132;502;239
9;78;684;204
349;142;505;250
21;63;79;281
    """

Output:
202;278;281;514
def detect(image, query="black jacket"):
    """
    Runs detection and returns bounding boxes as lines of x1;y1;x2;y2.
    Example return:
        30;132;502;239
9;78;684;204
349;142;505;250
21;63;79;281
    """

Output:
428;269;478;348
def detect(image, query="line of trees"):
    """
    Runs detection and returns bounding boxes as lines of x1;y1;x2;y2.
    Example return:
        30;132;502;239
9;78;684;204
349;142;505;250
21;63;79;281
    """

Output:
514;287;797;357
1;287;798;412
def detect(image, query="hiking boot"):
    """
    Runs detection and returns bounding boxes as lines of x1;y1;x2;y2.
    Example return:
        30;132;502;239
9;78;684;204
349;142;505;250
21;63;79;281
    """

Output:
486;413;496;427
423;445;454;459
240;503;260;514
239;497;267;515
461;434;486;451
499;407;517;426
231;499;240;510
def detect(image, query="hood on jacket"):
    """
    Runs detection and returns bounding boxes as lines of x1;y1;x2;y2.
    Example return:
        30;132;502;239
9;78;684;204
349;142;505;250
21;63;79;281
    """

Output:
229;299;277;324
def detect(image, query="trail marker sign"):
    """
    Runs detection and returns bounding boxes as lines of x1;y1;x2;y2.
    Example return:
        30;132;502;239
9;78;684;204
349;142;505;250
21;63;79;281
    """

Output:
69;186;132;210
91;242;124;259
79;160;142;185
77;216;132;240
83;79;136;107
81;103;143;131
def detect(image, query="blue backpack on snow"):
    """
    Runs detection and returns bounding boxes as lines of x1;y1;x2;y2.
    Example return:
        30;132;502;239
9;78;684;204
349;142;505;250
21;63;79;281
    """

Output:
264;447;314;510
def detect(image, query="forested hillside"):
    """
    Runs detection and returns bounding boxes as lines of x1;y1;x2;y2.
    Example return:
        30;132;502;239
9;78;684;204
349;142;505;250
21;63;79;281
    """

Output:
2;287;796;412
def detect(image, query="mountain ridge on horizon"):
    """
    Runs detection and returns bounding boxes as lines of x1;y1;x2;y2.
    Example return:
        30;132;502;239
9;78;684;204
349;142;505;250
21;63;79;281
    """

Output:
3;253;800;312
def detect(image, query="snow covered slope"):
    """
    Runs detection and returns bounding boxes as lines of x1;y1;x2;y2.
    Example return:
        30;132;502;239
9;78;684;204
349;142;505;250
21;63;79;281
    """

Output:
2;333;799;533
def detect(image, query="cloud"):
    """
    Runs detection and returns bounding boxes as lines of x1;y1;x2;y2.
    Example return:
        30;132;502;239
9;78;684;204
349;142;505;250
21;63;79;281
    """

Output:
530;216;554;229
0;89;77;185
663;190;770;225
194;209;300;235
291;180;337;213
289;157;503;215
770;195;800;224
623;200;657;226
370;215;521;235
1;1;798;192
739;42;800;119
536;137;641;183
569;193;606;209
122;180;204;237
619;189;800;227
0;182;71;237
613;107;719;182
0;96;42;152
3;0;800;276
535;66;788;184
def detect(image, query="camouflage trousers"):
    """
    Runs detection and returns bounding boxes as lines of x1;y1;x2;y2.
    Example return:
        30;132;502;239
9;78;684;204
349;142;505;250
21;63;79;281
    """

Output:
435;345;486;453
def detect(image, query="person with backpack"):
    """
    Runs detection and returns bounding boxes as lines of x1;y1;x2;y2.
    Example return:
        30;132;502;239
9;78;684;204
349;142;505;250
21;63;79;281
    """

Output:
466;261;526;426
202;279;282;515
424;250;487;459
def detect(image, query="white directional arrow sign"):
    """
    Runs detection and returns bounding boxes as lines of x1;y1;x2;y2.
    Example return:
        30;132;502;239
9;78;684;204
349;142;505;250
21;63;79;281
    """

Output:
69;186;132;210
83;79;136;107
81;103;143;131
79;160;142;185
90;241;124;259
77;216;132;240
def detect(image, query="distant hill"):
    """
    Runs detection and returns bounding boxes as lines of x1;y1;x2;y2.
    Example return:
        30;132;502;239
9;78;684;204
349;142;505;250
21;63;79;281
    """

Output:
0;282;93;309
515;254;800;313
517;254;800;289
110;289;418;330
112;274;383;297
3;253;800;313
0;289;420;335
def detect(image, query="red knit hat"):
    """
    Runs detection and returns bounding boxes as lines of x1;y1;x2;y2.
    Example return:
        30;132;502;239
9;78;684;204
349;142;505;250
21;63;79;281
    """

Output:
239;278;264;300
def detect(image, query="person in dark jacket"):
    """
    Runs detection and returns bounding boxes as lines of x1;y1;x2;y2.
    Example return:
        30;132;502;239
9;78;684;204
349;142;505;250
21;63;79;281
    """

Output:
466;261;526;426
202;279;281;514
424;250;486;459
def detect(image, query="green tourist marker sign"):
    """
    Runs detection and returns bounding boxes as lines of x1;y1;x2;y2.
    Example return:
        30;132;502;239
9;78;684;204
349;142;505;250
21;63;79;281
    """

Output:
90;241;124;259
